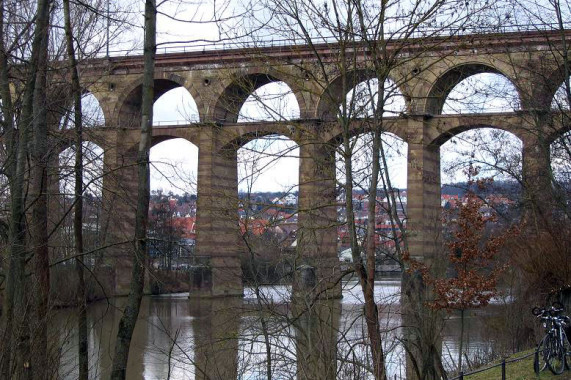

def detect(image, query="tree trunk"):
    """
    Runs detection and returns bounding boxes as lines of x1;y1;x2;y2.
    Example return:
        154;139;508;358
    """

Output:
29;0;52;378
62;0;89;377
110;0;156;378
363;127;387;380
458;309;465;372
0;0;20;375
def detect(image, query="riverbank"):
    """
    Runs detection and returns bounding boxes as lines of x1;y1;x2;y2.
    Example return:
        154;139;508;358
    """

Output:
459;349;564;380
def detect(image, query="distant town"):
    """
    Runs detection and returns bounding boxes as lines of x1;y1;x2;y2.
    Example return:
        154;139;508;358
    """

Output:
147;181;522;268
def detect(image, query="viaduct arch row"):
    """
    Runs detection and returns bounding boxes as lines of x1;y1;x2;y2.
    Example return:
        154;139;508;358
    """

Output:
52;29;571;297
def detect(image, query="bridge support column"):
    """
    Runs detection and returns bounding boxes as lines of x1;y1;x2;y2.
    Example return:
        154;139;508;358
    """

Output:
522;131;557;225
193;126;243;297
192;298;240;379
295;140;341;299
294;299;341;380
100;131;140;296
403;132;445;380
47;151;64;260
406;139;441;261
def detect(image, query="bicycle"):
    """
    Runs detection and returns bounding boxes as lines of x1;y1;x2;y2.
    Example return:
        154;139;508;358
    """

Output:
533;302;571;375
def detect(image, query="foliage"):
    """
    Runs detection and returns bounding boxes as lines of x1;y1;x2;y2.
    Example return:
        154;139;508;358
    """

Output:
411;168;516;312
509;223;571;301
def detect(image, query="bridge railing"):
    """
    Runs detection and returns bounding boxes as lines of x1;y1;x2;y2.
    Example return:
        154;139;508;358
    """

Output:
153;119;199;126
100;22;571;58
448;351;536;380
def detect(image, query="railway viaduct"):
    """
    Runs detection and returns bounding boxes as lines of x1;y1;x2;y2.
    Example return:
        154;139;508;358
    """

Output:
54;29;571;297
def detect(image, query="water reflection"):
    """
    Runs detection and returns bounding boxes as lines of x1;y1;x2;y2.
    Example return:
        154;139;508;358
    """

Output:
55;278;496;379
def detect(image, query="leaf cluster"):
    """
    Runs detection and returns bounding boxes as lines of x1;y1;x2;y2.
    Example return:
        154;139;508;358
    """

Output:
406;167;519;312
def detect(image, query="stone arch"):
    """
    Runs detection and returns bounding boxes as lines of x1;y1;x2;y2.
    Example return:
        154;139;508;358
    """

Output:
334;130;408;186
438;125;523;185
151;133;199;148
54;88;107;130
538;62;571;111
430;121;524;148
315;69;409;120
153;87;200;125
237;133;300;193
211;71;307;123
540;112;571;146
77;84;111;125
115;73;202;128
322;120;409;148
52;132;109;158
551;82;569;111
547;63;571;112
425;63;522;115
58;140;105;196
334;130;408;253
218;124;303;154
150;137;199;195
237;81;300;122
120;133;199;158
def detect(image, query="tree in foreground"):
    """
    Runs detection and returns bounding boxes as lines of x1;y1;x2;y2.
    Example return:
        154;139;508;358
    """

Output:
407;167;516;372
110;0;156;378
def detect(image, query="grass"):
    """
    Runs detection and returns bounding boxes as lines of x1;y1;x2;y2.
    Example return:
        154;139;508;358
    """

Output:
459;349;571;380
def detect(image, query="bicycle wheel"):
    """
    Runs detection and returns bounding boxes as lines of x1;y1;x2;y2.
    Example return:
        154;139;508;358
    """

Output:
547;334;566;375
535;336;550;374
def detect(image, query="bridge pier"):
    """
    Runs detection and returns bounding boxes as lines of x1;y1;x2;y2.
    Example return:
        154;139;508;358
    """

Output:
522;123;558;224
99;130;142;296
403;127;445;380
294;299;341;380
295;139;342;299
192;126;244;297
191;298;240;379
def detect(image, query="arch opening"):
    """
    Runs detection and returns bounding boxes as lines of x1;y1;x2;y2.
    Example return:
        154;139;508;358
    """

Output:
215;74;301;123
150;138;198;196
57;141;105;264
153;87;199;125
442;73;520;114
551;131;571;211
441;127;522;184
440;128;522;220
119;78;191;128
59;92;105;130
59;141;104;197
237;134;299;284
238;135;299;194
148;138;198;271
427;64;520;115
335;132;408;265
237;81;300;123
344;78;406;118
551;82;571;110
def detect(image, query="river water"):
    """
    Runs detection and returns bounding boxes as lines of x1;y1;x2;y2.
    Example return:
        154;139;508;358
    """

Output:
53;278;500;379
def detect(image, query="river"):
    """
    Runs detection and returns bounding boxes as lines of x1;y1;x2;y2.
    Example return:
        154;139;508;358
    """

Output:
53;277;503;379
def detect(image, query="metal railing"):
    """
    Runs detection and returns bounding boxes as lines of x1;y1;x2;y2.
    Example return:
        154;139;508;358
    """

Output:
99;22;571;59
449;351;536;380
153;119;199;126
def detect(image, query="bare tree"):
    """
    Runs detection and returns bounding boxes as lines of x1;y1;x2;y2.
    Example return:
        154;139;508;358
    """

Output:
110;0;156;378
